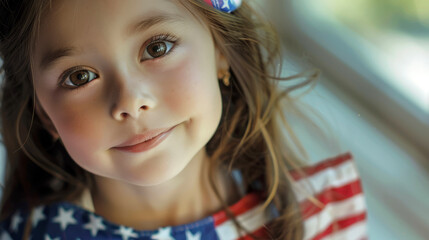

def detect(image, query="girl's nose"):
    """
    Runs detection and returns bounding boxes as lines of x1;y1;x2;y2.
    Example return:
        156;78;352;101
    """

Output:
110;84;157;121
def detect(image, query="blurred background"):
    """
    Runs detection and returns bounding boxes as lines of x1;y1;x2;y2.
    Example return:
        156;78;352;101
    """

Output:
258;0;429;239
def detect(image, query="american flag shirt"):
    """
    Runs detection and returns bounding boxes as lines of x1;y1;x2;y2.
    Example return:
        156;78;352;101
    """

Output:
0;153;367;239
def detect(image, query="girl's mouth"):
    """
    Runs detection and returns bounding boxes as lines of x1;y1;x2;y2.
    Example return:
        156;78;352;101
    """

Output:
113;125;177;153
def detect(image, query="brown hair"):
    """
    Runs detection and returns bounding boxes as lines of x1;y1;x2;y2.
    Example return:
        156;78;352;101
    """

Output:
0;0;319;239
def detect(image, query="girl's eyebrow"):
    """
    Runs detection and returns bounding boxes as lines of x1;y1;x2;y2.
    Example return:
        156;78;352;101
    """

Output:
128;12;184;36
40;47;77;71
39;13;184;71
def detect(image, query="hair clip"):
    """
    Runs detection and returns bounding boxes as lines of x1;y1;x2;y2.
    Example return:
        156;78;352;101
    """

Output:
203;0;242;13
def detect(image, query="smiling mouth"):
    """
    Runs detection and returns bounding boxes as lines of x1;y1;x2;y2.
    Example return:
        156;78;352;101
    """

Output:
113;125;177;153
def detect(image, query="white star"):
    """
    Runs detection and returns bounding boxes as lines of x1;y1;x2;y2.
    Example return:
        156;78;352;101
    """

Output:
151;227;174;240
221;0;230;9
114;226;138;240
83;214;106;237
0;231;13;240
10;211;22;232
44;234;60;240
52;207;77;231
32;206;46;228
186;230;201;240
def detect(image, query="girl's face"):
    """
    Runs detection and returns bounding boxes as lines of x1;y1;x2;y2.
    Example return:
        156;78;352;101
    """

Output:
32;0;226;186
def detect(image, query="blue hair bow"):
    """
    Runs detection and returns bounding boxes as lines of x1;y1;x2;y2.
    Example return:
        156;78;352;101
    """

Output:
204;0;242;13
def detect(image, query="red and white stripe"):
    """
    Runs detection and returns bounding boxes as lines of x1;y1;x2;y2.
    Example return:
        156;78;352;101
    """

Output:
212;153;367;239
213;193;276;239
291;153;368;240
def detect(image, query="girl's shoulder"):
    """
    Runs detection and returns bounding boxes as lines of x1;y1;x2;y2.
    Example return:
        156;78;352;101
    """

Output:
291;152;368;240
0;194;276;240
0;202;89;240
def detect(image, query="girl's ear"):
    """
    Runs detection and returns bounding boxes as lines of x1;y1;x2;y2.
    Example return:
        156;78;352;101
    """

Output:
35;99;60;141
215;48;230;74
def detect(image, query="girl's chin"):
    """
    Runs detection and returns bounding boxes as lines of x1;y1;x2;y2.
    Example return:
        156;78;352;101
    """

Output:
110;161;191;187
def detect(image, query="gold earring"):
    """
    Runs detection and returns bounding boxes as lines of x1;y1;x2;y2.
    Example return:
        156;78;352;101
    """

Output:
222;71;230;87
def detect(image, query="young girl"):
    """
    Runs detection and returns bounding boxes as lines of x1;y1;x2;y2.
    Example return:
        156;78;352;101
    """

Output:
0;0;367;239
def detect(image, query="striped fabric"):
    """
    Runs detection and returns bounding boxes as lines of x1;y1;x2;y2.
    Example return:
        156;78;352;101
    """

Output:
213;152;368;239
290;152;368;240
213;193;277;239
0;153;366;239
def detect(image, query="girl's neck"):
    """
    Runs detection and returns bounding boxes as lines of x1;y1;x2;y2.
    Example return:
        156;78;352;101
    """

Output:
89;149;240;230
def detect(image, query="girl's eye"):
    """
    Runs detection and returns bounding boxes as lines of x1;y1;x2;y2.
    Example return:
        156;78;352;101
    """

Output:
141;41;174;61
140;34;178;62
62;69;98;88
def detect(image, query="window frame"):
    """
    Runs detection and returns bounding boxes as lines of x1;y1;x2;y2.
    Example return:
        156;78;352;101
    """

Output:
265;0;429;157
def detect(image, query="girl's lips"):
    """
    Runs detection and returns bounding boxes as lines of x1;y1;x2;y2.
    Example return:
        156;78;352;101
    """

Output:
113;125;177;153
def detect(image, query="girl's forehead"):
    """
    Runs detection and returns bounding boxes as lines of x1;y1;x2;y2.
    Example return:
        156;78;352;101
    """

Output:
34;0;203;70
45;0;184;14
42;0;189;30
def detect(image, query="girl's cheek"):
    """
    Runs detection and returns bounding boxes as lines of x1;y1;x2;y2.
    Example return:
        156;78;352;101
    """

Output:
157;45;218;115
48;90;108;144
